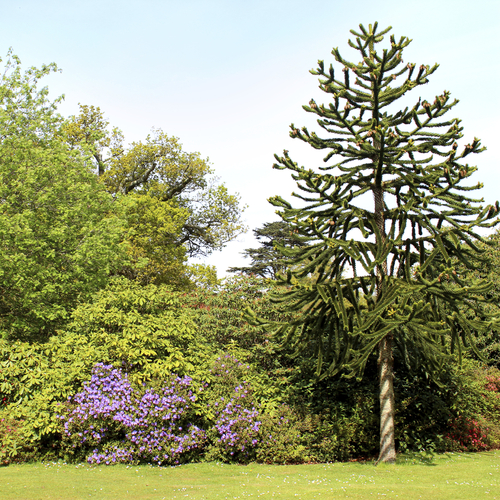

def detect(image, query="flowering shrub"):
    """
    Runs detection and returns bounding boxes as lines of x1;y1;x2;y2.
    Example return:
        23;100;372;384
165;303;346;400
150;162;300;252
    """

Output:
203;354;262;462
444;416;489;451
59;363;205;465
212;382;261;460
440;363;500;451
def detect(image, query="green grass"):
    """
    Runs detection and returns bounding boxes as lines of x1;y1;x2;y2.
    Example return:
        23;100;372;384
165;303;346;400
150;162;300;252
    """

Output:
0;451;499;500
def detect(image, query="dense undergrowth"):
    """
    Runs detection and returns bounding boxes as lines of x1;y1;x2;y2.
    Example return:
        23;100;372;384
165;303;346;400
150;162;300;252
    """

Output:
1;276;499;466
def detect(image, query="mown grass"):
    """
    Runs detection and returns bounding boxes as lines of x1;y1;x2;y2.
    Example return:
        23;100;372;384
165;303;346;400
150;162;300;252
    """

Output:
0;451;498;500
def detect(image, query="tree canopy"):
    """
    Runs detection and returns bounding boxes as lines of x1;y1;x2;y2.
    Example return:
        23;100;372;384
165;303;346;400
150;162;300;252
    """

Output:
0;51;129;341
248;23;500;463
228;221;305;279
64;105;247;261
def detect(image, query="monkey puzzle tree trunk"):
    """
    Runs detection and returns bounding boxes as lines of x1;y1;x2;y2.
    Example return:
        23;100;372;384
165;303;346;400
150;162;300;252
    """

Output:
374;181;396;463
378;334;396;462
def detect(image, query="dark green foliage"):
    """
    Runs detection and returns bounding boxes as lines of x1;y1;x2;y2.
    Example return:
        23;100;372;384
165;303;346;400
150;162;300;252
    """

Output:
257;21;499;379
182;275;296;402
227;222;305;279
453;230;500;367
444;361;500;450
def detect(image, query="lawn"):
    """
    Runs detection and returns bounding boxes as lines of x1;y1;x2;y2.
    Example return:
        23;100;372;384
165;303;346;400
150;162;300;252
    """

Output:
0;451;498;500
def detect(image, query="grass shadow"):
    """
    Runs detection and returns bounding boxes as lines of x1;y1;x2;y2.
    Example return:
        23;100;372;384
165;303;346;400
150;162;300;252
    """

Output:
395;451;441;466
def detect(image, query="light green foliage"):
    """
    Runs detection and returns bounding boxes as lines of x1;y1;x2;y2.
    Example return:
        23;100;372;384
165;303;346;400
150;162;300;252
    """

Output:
0;49;61;141
66;277;213;382
104;127;247;258
117;192;191;288
62;104;124;176
185;263;220;290
118;196;222;289
0;277;215;453
0;51;129;341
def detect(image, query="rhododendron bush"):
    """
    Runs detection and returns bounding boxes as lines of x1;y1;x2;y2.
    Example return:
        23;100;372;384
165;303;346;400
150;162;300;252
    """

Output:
59;364;205;465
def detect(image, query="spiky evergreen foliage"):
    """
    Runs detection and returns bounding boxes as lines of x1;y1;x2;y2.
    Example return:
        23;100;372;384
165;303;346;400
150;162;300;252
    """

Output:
249;23;500;462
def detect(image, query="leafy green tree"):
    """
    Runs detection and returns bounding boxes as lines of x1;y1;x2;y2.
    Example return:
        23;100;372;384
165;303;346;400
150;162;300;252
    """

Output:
116;192;191;288
64;106;247;260
228;221;305;279
0;51;129;341
249;23;500;463
63;104;124;177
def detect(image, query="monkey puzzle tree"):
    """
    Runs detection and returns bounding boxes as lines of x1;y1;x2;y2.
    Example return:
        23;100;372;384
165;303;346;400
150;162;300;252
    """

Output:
248;23;500;463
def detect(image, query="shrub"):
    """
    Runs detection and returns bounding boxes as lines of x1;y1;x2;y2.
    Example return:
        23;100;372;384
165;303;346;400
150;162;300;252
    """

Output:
203;355;375;464
211;384;261;462
0;411;31;465
446;363;500;450
444;416;489;451
202;354;261;462
59;363;205;465
255;405;309;464
395;361;500;453
0;278;216;460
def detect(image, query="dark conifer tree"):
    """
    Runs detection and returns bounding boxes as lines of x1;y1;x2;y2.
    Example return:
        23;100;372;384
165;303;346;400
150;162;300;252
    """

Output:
227;221;304;279
248;23;500;463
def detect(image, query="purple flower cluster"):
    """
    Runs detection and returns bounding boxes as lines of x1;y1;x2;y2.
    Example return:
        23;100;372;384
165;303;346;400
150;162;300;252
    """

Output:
209;355;261;458
214;383;261;456
59;363;205;465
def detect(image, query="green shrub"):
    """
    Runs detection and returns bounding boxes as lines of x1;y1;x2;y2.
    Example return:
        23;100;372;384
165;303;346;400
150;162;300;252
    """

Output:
255;405;309;464
0;278;218;460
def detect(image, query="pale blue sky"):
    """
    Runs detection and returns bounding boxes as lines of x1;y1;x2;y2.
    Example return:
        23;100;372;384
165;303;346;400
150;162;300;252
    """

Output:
2;0;499;275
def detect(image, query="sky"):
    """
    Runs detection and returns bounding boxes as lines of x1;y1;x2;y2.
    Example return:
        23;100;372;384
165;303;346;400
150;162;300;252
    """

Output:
2;0;499;277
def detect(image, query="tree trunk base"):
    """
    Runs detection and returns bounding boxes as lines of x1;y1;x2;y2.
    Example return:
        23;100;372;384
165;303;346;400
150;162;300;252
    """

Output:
378;334;396;464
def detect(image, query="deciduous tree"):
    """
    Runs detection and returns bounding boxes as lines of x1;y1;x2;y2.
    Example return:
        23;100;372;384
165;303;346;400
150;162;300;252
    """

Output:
64;106;247;264
0;51;128;341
